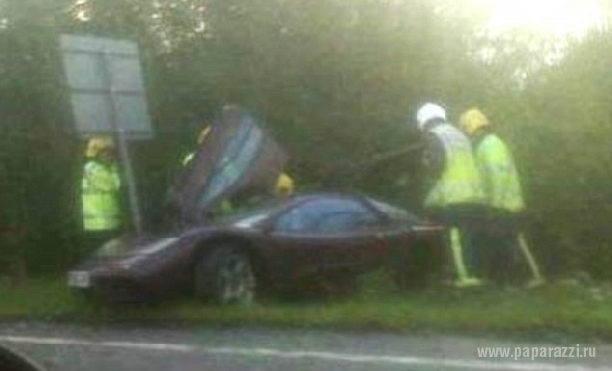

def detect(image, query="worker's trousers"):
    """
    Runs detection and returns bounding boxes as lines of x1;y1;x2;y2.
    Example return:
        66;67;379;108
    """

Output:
479;208;524;285
427;204;486;281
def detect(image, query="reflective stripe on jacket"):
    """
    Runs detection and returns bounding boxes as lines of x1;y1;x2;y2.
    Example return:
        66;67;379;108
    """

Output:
82;160;121;231
474;133;525;213
425;124;484;208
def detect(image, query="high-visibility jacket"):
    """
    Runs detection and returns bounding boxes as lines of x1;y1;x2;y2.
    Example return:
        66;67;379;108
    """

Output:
424;124;484;208
82;160;121;231
474;133;525;213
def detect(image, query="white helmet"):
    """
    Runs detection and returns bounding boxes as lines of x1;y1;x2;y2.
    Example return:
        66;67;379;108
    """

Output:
415;102;446;131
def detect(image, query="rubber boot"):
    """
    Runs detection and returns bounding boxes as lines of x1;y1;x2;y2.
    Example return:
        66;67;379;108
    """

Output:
518;233;545;288
449;228;483;288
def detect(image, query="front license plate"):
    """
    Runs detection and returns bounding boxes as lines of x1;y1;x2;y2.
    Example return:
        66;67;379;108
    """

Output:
68;271;91;288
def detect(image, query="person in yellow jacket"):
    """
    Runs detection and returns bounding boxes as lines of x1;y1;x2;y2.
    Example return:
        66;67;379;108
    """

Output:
459;108;544;288
82;136;122;255
415;103;486;288
182;126;212;167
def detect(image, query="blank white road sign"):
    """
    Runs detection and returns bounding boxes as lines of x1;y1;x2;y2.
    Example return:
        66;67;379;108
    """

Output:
60;34;152;139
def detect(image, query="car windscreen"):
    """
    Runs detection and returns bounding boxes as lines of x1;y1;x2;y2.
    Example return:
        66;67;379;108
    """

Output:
275;197;379;234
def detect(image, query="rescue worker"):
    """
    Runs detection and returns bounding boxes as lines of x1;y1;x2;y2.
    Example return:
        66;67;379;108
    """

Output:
458;108;544;288
179;124;233;216
415;102;485;288
182;126;212;167
82;136;122;255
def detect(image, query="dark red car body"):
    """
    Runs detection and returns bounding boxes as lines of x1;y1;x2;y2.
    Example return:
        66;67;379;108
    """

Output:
69;193;442;301
68;106;443;302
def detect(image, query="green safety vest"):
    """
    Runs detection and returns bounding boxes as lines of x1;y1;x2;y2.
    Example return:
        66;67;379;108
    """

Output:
82;160;121;231
425;124;484;208
474;133;525;213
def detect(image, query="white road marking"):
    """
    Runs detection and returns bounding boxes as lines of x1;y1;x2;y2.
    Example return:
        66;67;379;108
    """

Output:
0;335;609;371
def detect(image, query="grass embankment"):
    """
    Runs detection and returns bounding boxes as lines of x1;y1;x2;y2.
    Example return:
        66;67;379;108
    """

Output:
1;272;611;340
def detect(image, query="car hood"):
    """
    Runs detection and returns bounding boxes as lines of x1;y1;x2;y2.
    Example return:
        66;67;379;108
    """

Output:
166;105;287;226
86;234;176;260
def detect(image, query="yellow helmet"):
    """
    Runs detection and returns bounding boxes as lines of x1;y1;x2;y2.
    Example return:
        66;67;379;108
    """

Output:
459;108;490;135
85;136;115;158
275;172;295;196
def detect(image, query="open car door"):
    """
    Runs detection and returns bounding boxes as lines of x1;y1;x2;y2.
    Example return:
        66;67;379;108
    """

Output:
166;105;287;226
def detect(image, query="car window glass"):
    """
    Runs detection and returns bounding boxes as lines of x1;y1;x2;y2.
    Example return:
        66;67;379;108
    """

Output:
198;116;263;206
275;198;377;234
315;211;377;234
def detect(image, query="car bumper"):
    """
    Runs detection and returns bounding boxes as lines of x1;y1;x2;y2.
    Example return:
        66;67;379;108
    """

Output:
67;268;150;303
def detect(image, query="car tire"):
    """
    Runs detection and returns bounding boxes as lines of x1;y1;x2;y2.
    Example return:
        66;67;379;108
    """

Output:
194;247;256;306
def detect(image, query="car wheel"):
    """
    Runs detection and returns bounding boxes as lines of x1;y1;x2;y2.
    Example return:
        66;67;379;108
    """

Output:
195;247;256;306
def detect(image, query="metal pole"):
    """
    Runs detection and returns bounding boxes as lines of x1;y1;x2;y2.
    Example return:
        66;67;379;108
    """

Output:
115;129;143;234
101;50;143;234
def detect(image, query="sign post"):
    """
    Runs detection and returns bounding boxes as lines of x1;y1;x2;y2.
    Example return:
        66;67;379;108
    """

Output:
60;35;153;234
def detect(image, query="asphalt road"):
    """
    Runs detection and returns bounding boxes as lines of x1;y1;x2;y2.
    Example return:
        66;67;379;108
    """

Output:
1;323;611;371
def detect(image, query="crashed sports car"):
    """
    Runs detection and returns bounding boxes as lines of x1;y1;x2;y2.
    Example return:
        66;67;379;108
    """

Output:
68;106;443;304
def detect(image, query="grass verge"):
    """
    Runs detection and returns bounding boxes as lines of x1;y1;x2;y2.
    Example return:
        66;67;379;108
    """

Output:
1;272;612;341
